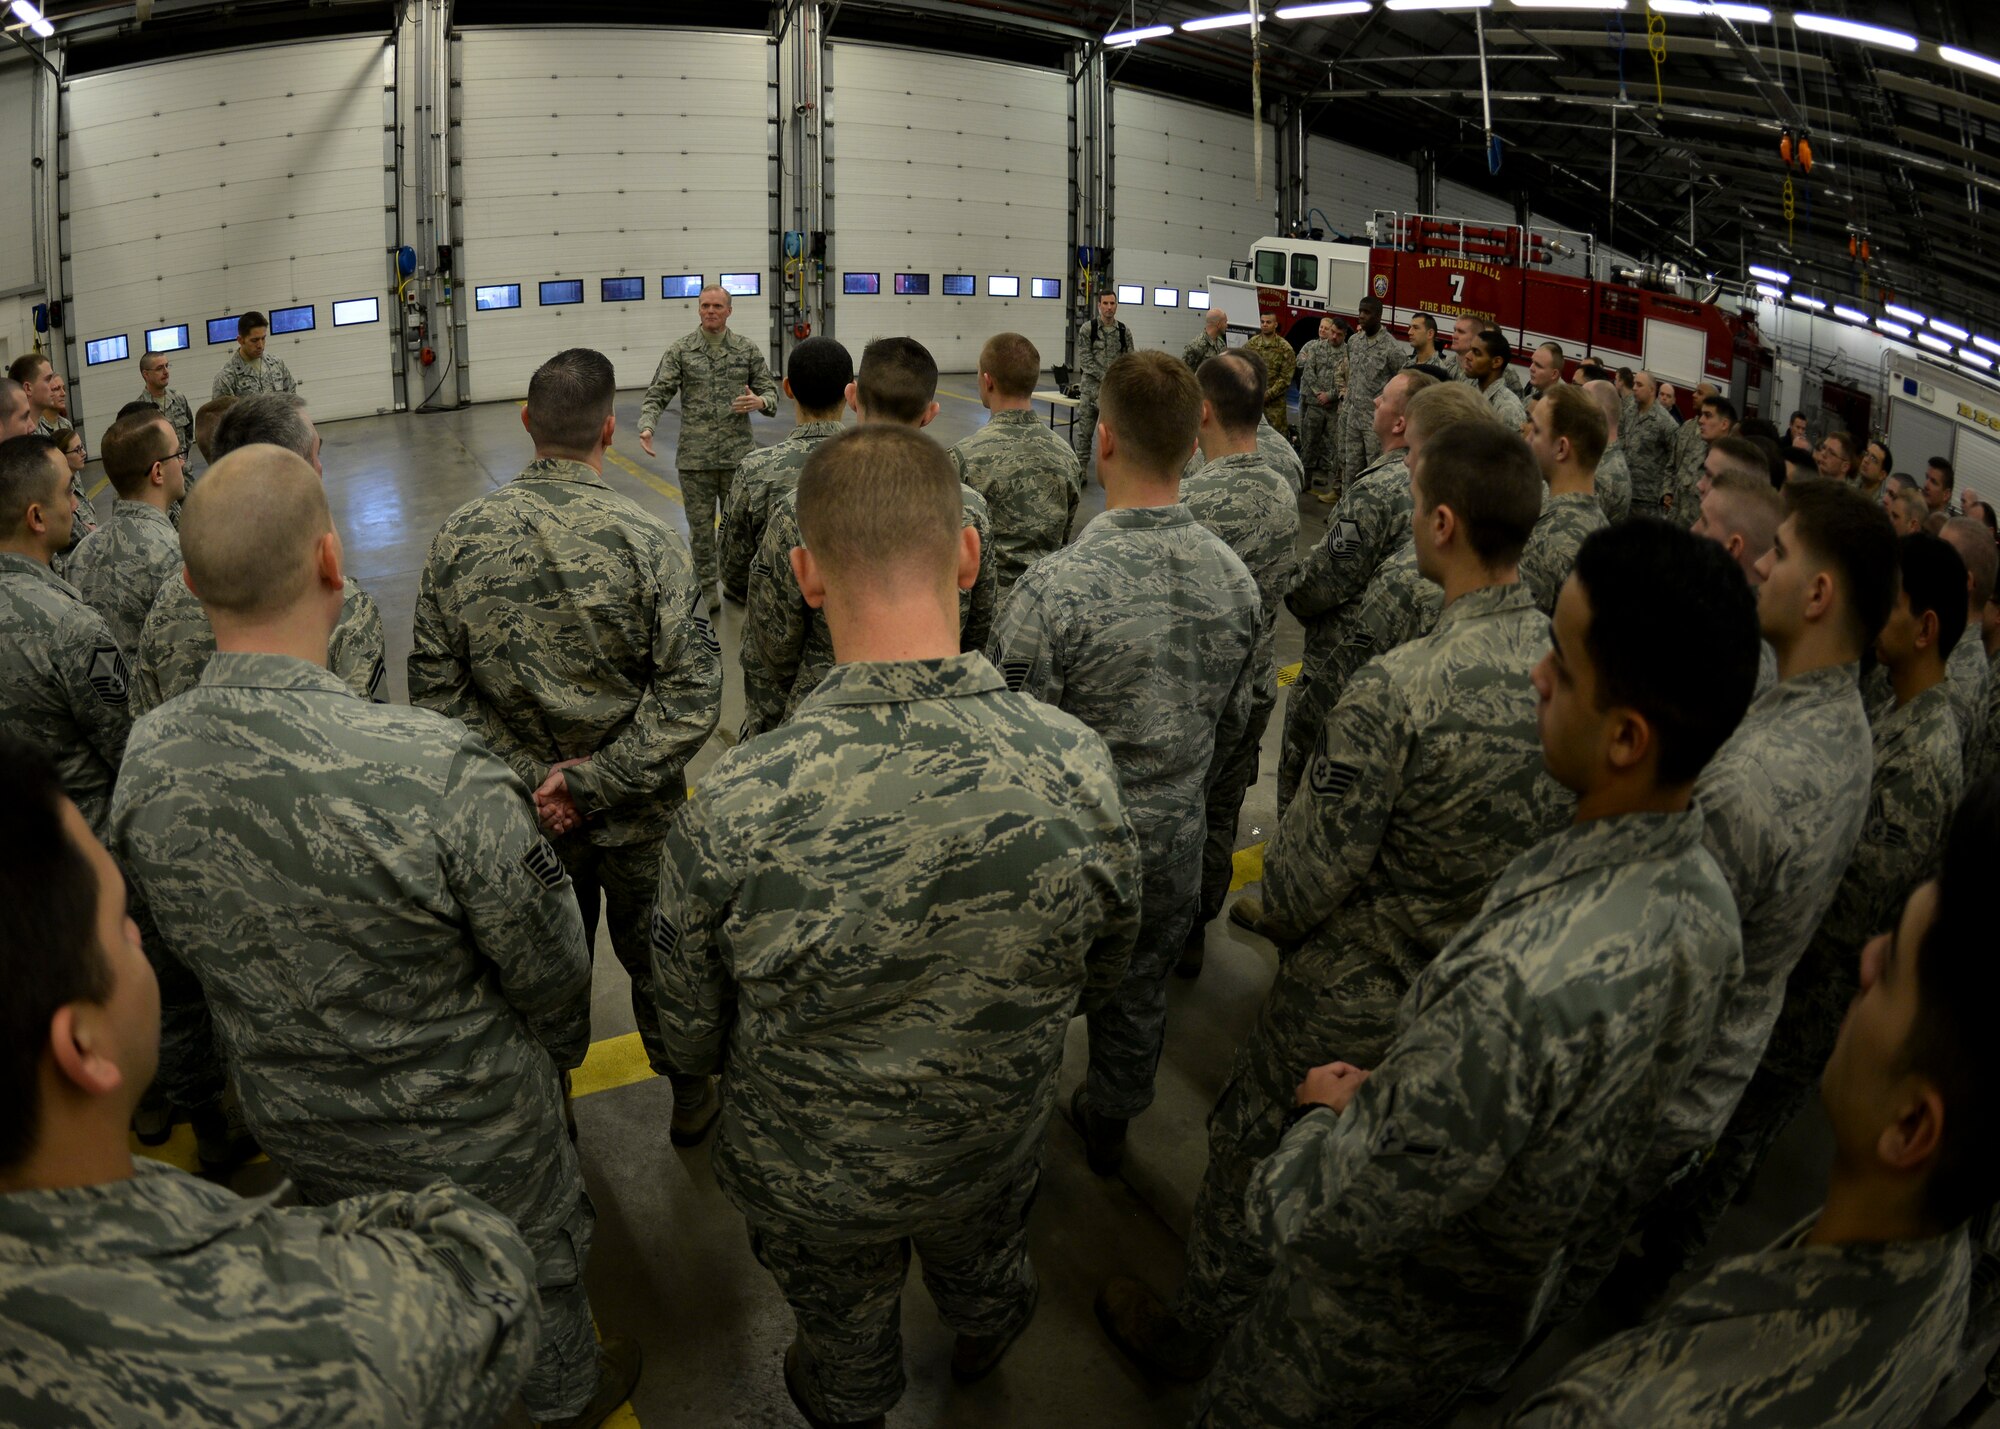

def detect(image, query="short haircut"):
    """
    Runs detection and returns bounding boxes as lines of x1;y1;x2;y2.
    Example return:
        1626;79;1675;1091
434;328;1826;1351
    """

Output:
1898;533;1970;660
1789;410;1807;424
1784;446;1817;482
1404;381;1497;446
1540;383;1606;469
1907;776;2000;1228
1537;341;1564;363
1930;457;1956;490
1414;420;1543;566
1572;521;1759;784
1942;517;1999;609
179;445;333;619
237;310;268;337
212;392;314;463
115;400;156;422
700;284;732;305
1582;380;1620;438
1577;363;1611;384
5;354;49;386
0;380;25;428
1869;438;1894;471
101;412;175;498
1708;435;1770;487
1396;369;1439;404
139;350;166;375
1359;295;1382;315
977;333;1039;401
1892;488;1928;531
1740;417;1781;444
856;337;939;425
1474;328;1513;368
526;348;616;454
1408;312;1438;338
1783;479;1899;651
784;336;854;412
1822;430;1856;461
1701;395;1739;426
795;425;962;584
1616;367;1634;387
1097;350;1201;475
0;434;65;535
194;396;237;463
1197;352;1264;436
1706;467;1784;558
0;736;110;1172
1236;343;1268;394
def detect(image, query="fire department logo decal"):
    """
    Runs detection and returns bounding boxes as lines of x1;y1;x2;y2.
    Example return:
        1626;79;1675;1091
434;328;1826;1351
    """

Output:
1372;275;1390;299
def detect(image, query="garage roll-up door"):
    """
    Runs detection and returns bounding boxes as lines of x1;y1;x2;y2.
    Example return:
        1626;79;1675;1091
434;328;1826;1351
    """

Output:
1439;178;1515;228
1112;88;1274;357
1306;135;1412;242
457;28;771;401
828;41;1069;374
64;37;395;448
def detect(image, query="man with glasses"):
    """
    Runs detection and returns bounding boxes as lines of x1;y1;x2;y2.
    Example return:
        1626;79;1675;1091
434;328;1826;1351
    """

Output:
136;352;195;465
65;412;186;652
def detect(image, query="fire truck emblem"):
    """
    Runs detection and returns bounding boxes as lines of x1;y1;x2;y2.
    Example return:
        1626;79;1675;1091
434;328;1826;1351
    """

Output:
1372;274;1390;299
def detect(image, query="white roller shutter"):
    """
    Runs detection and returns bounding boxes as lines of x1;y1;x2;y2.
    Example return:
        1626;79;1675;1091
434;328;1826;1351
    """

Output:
1112;88;1274;357
1305;135;1412;242
1955;426;2000;499
457;28;770;401
0;60;37;295
1437;178;1515;227
64;37;395;448
828;41;1068;373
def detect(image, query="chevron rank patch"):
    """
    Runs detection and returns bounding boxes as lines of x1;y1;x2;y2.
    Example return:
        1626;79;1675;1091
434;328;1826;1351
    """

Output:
651;908;680;963
1309;757;1361;800
1329;519;1362;558
1001;658;1032;692
521;838;566;890
87;645;129;706
692;611;721;656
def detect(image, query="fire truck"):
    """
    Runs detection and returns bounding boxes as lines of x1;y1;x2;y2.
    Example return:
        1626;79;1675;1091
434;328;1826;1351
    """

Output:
1207;211;1774;419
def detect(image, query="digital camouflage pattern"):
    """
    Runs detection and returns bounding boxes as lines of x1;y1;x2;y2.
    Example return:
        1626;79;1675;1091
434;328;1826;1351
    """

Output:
1512;1217;1970;1429
0;551;129;835
717;419;845;602
1200;808;1742;1429
1595;444;1633;523
947;408;1082;598
1946;628;1990;765
740;481;996;738
1481;377;1528;431
1183;330;1227;370
638;329;780;467
1974;643;2000;784
1625;401;1679;513
1338;328;1408;487
652;653;1142;1242
37;417;96;548
133;573;383;717
1409;346;1461;381
63;499;182;652
1243;332;1297;435
110;652;601;1419
1521;492;1610;615
0;1162;543;1429
1312;538;1445;717
1295;337;1343;485
1174;581;1569;1339
409;457;722;847
136;386;195;458
1257;418;1306;496
1669;417;1708;528
210;351;298;399
988;505;1259;1118
1070;315;1135;460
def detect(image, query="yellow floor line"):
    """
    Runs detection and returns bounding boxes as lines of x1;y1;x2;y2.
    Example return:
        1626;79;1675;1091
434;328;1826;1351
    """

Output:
604;445;683;507
88;475;108;500
1277;660;1301;688
935;388;983;405
1230;840;1265;893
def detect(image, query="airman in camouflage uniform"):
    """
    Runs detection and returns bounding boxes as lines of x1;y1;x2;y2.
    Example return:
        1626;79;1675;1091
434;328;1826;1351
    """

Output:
1316;537;1443;703
1243;315;1297;436
1072;292;1135;462
651;426;1143;1424
1976;635;2000;784
210;348;298;399
948;410;1081;600
136;369;195;458
411;351;723;1129
36;415;96;551
1257;416;1305;495
718;417;845;602
66;498;184;655
133;574;384;715
0;1164;547;1429
1947;626;1990;761
1294;318;1344;491
1403;312;1457;380
1625;373;1679;515
1182;311;1228;371
637;286;781;603
1337;300;1409;490
1595;442;1633;522
1522;492;1610;615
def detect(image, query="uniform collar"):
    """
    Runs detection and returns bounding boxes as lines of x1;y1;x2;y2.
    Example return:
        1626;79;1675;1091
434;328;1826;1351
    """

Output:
198;651;354;697
1435;579;1537;633
789;419;847;441
111;499;176;529
0;549;79;595
1199;450;1271;474
0;1160;285;1263
1484;808;1701;910
1657;1217;1965;1327
985;409;1041;427
1355;448;1409;483
515;457;613;489
798;651;1006;710
1875;677;1954;743
1080;503;1194;535
1757;660;1861;712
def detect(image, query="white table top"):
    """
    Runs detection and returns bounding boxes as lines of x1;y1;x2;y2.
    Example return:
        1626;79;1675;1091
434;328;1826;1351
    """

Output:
1032;389;1079;408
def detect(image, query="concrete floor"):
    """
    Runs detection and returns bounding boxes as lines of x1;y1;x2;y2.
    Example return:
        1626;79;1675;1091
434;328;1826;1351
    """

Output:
177;374;1987;1427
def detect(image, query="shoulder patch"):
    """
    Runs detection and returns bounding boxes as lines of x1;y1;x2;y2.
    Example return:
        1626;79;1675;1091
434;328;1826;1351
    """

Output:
521;838;567;890
88;645;129;706
691;611;722;657
1329;519;1361;558
650;908;681;963
1309;756;1362;801
1001;657;1033;693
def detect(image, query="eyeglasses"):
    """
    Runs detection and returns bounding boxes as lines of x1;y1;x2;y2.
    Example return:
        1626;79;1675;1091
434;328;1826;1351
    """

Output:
156;446;189;466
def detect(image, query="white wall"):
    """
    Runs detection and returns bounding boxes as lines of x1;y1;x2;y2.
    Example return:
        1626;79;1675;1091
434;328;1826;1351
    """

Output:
0;59;38;296
64;37;396;448
1112;88;1275;357
1438;177;1515;228
456;28;771;401
1304;134;1413;242
828;41;1069;373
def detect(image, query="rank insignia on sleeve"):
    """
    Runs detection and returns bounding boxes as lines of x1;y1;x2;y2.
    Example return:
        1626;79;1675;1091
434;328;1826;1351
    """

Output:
1001;658;1032;692
1329;519;1361;558
365;657;387;701
651;909;680;962
521;838;566;890
88;645;129;706
1309;757;1360;800
692;612;721;656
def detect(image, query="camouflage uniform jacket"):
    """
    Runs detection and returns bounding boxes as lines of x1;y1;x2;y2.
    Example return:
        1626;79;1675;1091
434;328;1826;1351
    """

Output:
987;503;1261;882
637;327;780;469
1313;538;1444;716
1670;417;1707;516
0;551;130;835
1763;679;1963;1085
1482;376;1528;430
1595;444;1633;522
1945;627;1990;764
651;653;1143;1238
1296;339;1344;406
210;351;298;399
1511;1217;1970;1429
136;386;195;457
1230;809;1740;1423
1265;581;1569;983
1653;662;1871;1166
1075;316;1134;386
1243;333;1297;405
37;417;96;545
111;653;592;1225
948;408;1083;597
1342;328;1410;407
718;419;845;601
1521;491;1608;616
1973;643;2000;785
409;457;722;847
1183;331;1228;370
64;499;182;653
1625;402;1679;509
1258;418;1306;495
133;574;384;718
1286;448;1412;673
0;1161;542;1429
1408;347;1460;381
1182;452;1302;696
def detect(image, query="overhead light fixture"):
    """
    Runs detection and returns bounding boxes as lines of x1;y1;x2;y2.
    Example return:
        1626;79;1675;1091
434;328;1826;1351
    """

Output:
1917;332;1951;353
1509;0;1626;8
8;0;38;21
1929;317;1970;341
1832;305;1870;324
1104;23;1173;42
1182;10;1261;29
1648;1;1771;21
1792;13;1917;51
1384;0;1491;10
1884;303;1927;325
1788;294;1825;310
1754;283;1784;298
1973;335;2000;357
27;15;49;32
1939;45;2000;82
1876;320;1912;338
1962;349;1996;371
1274;1;1370;15
1747;264;1790;283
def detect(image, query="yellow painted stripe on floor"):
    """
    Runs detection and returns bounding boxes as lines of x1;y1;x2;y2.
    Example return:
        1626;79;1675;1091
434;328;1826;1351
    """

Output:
1230;840;1265;892
1277;661;1301;688
935;388;983;405
88;476;109;500
570;1031;657;1100
604;445;683;507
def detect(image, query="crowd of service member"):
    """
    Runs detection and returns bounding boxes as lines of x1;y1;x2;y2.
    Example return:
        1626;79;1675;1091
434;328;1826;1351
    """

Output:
0;283;1997;1429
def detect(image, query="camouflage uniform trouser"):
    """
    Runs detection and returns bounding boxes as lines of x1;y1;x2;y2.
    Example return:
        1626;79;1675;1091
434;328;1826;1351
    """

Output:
130;887;227;1115
1172;941;1412;1340
749;1163;1040;1423
1337;405;1382;496
523;1196;602;1419
1198;679;1277;930
1087;850;1201;1119
680;466;736;599
1275;662;1333;817
1264;399;1290;438
1072;382;1100;463
1298;398;1336;489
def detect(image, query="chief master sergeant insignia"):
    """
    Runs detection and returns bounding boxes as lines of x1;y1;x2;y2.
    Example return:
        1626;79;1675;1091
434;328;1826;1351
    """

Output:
88;644;129;706
520;837;566;890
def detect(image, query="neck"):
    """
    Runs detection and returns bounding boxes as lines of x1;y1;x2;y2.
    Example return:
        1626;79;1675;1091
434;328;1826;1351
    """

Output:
796;409;845;426
1101;464;1181;511
128;485;173;515
211;608;337;667
985;394;1034;414
1199;427;1257;461
1439;559;1516;609
1890;654;1946;709
1478;371;1500;391
825;584;963;665
536;446;604;474
0;534;52;567
237;350;257;364
1572;775;1692;825
1807;1159;1937;1247
1774;625;1859;683
0;1109;135;1196
146;384;167;398
1547;462;1595;498
39;406;60;422
1413;339;1435;358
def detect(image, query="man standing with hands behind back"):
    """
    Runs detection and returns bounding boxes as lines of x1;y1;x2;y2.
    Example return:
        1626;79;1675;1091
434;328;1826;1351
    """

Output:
638;285;780;612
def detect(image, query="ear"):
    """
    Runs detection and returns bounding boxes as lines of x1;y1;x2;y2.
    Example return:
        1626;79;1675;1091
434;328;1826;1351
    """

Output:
1605;705;1654;774
1804;569;1837;624
520;404;534;437
47;1004;126;1100
599;410;617;450
1725;533;1745;564
1878;1081;1946;1177
1431;501;1458;549
1199;399;1216;430
1095;419;1114;467
845;382;860;417
956;523;982;593
316;528;347;592
917;401;940;430
1914;606;1940;654
790;545;826;611
782;376;797;401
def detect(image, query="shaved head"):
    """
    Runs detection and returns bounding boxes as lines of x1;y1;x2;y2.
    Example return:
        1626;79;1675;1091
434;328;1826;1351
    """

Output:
1583;379;1621;440
1942;516;1998;610
180;445;332;619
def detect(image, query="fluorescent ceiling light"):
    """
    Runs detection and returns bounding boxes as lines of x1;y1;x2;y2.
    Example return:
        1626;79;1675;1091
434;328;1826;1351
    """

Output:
1973;335;2000;357
1876;320;1911;338
1104;23;1172;41
1917;333;1951;353
1884;303;1926;325
1938;45;2000;81
1275;1;1370;15
1792;13;1916;50
1747;264;1790;283
1182;11;1261;29
1962;350;1995;370
28;15;48;33
1509;0;1625;8
1832;305;1869;324
1385;0;1491;10
1788;294;1825;310
7;0;39;22
1929;318;1970;341
1754;283;1784;298
1649;1;1771;20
